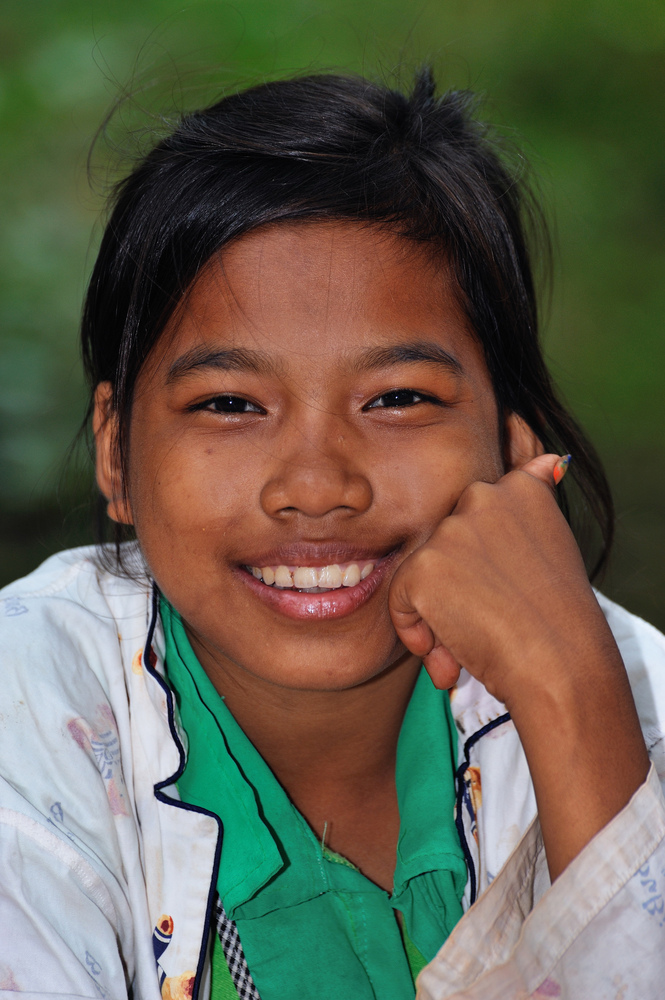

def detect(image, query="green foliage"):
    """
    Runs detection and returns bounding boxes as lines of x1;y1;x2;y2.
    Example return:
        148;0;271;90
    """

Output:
1;0;664;624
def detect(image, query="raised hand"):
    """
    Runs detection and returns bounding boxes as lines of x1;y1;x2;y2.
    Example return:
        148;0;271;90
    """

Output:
389;455;649;879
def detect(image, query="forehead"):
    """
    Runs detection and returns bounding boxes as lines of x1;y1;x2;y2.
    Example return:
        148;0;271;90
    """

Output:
151;221;489;381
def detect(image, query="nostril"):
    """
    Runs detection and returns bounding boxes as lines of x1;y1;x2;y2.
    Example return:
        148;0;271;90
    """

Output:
260;467;373;519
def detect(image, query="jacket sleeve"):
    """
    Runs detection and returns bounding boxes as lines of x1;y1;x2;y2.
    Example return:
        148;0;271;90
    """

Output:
0;784;135;1000
416;763;665;1000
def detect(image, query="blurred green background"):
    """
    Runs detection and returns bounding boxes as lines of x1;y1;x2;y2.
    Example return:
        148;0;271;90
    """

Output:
1;0;664;628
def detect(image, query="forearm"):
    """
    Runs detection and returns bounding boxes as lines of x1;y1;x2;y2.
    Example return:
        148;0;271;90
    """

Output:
507;634;650;880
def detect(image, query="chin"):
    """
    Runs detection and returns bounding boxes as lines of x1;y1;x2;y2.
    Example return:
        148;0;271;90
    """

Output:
249;643;406;693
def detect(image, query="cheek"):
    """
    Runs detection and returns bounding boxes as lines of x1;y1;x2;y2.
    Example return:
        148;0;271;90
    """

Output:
373;420;502;529
127;430;261;553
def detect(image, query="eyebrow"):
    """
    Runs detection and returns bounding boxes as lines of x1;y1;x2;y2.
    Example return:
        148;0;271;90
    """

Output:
165;340;466;384
351;341;466;377
165;346;280;384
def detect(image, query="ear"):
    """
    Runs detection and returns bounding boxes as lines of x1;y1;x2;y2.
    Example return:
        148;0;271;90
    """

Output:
93;382;133;525
504;412;545;471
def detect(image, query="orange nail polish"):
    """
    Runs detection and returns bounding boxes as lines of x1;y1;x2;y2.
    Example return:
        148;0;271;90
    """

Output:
553;454;571;485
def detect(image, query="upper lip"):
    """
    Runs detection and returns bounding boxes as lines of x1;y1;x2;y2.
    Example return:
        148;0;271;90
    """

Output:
238;541;400;567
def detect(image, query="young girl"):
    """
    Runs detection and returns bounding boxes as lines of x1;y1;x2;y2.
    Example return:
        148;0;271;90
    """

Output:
1;70;664;1000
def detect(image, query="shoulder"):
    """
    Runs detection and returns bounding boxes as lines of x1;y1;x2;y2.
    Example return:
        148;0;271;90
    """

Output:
0;544;157;769
0;544;154;822
596;590;665;670
0;540;149;607
0;544;164;879
0;543;151;691
596;591;665;771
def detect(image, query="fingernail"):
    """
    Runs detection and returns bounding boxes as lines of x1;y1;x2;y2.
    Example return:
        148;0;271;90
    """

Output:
553;454;571;485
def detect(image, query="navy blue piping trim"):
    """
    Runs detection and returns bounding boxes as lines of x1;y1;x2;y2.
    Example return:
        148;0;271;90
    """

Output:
454;711;511;906
144;582;224;1000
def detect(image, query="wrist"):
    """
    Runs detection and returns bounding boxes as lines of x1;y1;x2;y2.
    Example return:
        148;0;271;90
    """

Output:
497;597;627;720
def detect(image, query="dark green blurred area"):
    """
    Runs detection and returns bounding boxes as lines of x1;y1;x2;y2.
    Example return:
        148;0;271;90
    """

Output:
1;0;664;628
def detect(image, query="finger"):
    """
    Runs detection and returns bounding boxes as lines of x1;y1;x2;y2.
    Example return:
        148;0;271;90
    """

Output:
552;454;571;485
423;644;461;691
518;453;570;488
393;612;437;659
389;564;438;655
390;593;461;689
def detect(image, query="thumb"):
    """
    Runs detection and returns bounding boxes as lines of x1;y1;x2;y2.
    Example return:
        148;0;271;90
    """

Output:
518;453;570;488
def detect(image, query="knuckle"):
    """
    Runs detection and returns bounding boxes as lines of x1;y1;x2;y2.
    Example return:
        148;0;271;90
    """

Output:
400;543;446;589
456;479;493;513
407;546;441;582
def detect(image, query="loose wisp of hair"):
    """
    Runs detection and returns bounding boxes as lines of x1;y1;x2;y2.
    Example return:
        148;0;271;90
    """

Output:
81;68;614;578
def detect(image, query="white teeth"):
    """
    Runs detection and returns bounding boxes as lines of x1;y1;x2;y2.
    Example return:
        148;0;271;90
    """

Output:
274;565;294;588
317;564;343;589
342;563;361;587
293;566;318;589
249;561;376;589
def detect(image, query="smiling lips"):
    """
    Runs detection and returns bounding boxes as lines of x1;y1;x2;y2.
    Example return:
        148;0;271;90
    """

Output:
247;561;375;592
240;555;392;620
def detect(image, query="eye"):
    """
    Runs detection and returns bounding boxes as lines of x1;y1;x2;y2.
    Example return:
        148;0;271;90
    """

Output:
193;395;264;414
365;389;439;410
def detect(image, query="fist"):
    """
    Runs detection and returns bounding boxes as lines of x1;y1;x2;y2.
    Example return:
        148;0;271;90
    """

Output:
388;455;606;706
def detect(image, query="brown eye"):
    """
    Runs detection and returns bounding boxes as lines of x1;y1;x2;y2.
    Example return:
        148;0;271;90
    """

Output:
193;395;265;414
366;389;429;409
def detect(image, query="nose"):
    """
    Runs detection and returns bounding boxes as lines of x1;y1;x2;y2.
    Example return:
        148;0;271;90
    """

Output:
260;420;373;520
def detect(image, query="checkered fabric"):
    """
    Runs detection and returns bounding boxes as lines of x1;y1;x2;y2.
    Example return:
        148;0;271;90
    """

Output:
214;896;261;1000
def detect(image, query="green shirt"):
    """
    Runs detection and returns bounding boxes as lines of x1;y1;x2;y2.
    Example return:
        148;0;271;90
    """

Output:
161;600;466;1000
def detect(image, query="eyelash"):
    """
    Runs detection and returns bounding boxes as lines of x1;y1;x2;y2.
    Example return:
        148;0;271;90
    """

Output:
190;395;265;415
364;389;443;410
191;388;443;415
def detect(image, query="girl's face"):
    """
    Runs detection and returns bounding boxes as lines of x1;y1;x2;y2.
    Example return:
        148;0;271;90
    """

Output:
97;222;533;692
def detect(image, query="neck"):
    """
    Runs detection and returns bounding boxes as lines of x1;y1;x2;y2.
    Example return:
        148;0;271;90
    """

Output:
186;632;421;793
187;634;421;889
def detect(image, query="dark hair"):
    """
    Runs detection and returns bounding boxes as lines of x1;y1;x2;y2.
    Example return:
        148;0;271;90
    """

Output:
82;69;613;577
